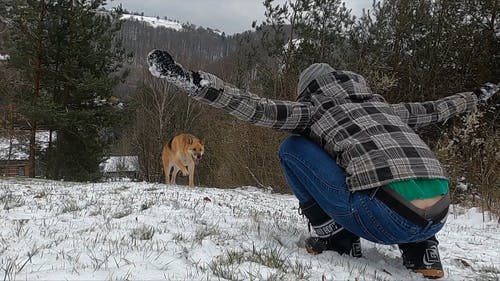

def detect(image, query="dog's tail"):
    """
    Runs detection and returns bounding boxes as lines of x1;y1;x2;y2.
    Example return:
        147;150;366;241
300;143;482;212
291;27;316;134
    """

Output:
167;136;175;149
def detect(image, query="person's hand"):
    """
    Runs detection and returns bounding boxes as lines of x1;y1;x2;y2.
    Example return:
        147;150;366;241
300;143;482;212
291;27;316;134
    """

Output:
147;49;203;92
474;82;499;104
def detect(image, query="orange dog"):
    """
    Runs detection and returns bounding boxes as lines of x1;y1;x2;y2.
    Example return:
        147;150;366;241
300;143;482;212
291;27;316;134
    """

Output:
162;134;204;187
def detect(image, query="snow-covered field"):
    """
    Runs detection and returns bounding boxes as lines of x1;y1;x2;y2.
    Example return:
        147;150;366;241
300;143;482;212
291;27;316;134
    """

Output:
0;178;498;281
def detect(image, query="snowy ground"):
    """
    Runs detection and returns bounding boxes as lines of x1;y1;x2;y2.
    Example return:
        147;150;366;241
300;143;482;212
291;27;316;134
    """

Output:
0;178;498;281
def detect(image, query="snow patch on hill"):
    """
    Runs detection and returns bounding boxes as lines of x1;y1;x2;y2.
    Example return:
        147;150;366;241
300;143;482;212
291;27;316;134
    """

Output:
121;14;183;31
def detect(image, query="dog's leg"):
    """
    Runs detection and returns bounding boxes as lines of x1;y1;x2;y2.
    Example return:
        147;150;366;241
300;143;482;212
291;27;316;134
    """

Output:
164;161;171;184
188;163;195;187
162;149;170;184
171;165;180;185
166;162;174;184
174;158;189;176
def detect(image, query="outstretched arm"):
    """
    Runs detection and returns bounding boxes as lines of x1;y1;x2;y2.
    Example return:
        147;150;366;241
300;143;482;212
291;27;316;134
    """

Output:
390;83;498;128
189;71;312;133
147;49;311;133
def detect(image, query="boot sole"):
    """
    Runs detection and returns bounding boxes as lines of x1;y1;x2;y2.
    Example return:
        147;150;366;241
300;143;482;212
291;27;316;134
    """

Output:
305;245;362;258
414;269;444;279
305;244;321;255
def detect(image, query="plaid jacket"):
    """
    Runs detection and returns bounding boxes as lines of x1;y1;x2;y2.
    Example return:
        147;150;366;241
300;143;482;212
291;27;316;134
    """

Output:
190;70;478;191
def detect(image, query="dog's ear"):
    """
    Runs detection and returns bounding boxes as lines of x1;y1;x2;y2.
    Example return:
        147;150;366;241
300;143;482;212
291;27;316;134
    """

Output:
186;136;193;145
199;138;204;145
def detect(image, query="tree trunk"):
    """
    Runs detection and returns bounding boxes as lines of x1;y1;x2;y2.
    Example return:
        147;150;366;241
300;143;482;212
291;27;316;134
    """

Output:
28;0;46;177
28;121;36;177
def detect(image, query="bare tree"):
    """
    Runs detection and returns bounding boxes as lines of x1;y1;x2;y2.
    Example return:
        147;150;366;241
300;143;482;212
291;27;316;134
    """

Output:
127;70;205;182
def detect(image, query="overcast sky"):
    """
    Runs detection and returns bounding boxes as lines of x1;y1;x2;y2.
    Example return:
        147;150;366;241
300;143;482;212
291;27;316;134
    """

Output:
107;0;373;35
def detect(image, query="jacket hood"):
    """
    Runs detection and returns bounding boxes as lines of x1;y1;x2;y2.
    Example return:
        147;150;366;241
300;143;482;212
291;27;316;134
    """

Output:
296;65;380;103
297;63;336;95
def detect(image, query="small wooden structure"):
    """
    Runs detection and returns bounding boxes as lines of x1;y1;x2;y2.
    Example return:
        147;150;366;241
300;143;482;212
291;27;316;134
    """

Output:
0;159;29;177
0;131;51;177
101;156;139;180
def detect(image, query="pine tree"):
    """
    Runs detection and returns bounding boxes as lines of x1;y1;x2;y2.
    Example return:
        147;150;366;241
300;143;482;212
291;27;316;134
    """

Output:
44;0;127;181
253;0;356;100
3;0;128;181
294;0;354;68
348;0;498;100
1;0;49;177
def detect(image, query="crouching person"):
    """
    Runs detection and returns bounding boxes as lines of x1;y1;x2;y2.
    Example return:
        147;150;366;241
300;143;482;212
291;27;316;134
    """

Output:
147;49;498;279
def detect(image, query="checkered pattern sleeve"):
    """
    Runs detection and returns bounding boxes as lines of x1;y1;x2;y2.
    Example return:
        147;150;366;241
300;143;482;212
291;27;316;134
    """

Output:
189;72;312;133
390;92;478;128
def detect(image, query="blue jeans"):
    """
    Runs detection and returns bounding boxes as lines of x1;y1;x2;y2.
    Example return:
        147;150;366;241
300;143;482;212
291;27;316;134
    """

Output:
279;136;444;244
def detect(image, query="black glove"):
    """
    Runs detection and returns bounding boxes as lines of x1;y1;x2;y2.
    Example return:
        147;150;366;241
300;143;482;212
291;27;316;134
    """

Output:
473;82;499;105
147;49;203;92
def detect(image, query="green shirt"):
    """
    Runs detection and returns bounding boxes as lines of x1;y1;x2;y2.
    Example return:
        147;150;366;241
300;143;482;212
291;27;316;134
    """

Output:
388;179;449;201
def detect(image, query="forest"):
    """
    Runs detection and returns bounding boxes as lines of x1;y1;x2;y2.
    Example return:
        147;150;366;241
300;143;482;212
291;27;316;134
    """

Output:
0;0;498;214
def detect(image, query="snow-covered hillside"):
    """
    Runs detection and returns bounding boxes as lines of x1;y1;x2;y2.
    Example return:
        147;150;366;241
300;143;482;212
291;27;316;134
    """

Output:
121;14;183;31
0;178;498;280
120;14;224;36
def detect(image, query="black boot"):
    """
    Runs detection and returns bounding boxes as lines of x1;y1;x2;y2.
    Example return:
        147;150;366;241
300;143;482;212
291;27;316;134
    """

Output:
399;236;444;279
305;231;362;257
300;202;362;257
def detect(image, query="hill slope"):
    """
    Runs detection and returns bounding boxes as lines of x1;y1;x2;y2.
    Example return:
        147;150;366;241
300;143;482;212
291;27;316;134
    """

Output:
114;14;238;97
0;178;498;280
